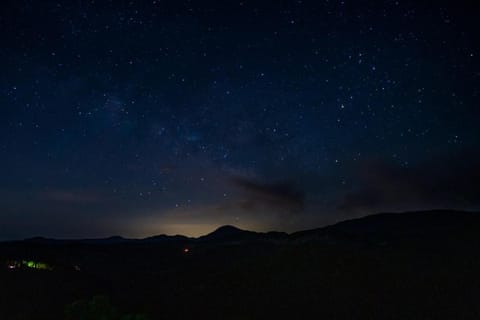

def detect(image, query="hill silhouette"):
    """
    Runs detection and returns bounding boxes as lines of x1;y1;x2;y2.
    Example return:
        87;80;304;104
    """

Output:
14;209;480;246
199;225;275;243
290;209;480;244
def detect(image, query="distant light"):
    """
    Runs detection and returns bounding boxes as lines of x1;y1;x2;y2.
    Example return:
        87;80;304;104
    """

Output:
183;248;190;253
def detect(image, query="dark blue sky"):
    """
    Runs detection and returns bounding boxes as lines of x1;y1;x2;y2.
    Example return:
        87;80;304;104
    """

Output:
1;0;479;239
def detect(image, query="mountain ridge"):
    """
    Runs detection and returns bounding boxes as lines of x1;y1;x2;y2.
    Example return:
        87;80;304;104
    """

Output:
12;209;480;245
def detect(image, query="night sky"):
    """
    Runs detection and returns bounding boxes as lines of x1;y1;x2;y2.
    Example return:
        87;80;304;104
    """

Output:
1;0;479;240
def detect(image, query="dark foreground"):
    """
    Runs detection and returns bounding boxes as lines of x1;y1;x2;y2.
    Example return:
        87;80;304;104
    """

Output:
1;210;480;319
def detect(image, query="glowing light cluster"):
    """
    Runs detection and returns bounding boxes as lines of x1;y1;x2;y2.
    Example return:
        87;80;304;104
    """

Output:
4;260;52;270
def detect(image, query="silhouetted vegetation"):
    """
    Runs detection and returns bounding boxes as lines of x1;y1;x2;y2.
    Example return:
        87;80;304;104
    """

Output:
65;295;149;320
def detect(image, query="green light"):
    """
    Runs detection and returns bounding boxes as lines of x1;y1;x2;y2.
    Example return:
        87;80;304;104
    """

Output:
18;260;51;270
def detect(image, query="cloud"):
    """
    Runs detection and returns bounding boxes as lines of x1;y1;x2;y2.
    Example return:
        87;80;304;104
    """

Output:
230;176;305;214
338;150;480;214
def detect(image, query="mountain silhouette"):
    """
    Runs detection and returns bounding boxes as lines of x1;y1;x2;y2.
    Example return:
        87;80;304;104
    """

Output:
14;210;480;246
142;234;191;243
198;225;260;242
290;209;480;244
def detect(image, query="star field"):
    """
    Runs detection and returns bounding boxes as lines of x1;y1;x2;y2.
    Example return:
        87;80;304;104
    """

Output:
1;0;479;239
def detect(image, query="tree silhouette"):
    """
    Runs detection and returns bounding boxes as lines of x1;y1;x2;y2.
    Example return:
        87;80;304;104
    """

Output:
65;295;149;320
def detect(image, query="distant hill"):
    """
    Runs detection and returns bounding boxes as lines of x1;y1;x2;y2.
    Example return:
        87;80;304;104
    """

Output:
198;225;258;243
198;225;288;243
11;210;480;246
20;236;133;245
290;209;480;245
142;234;191;244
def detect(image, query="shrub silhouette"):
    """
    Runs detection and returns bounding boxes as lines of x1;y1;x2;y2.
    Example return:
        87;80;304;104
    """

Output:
65;295;149;320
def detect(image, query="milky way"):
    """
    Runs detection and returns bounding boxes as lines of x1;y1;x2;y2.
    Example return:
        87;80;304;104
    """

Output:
1;0;479;239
